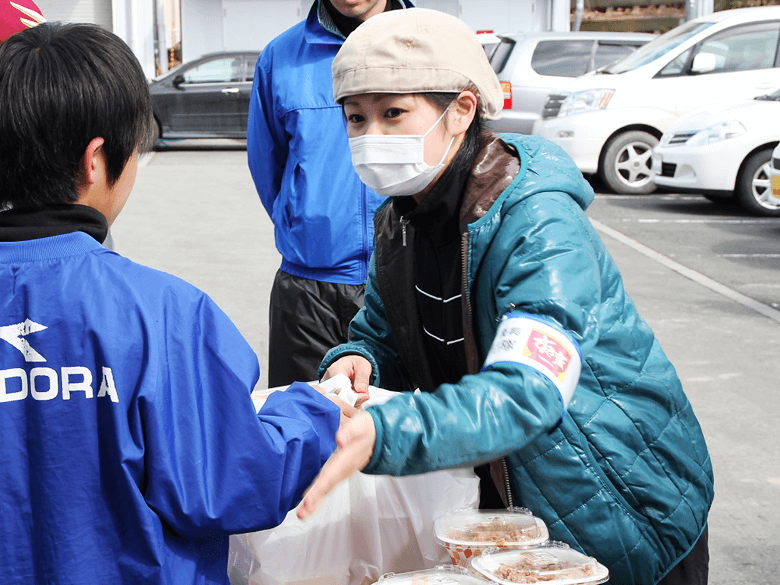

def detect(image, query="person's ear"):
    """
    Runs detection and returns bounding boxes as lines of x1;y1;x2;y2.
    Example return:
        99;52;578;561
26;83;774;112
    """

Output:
78;137;106;187
449;90;478;135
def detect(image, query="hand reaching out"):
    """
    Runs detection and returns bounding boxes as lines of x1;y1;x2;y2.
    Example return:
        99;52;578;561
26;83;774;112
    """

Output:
321;355;373;407
297;410;377;520
309;384;359;424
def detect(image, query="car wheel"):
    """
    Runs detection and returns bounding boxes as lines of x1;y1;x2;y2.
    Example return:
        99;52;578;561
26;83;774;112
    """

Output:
600;131;658;195
735;148;780;217
153;118;164;150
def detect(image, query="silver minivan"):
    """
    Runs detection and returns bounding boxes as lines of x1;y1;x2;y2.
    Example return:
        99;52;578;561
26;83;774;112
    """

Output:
486;31;656;135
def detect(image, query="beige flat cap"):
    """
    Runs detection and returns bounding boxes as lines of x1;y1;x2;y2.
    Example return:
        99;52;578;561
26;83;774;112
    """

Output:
332;8;504;120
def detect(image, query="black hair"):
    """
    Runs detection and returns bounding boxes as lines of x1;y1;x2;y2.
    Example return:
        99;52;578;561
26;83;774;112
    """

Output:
424;90;483;177
0;22;155;210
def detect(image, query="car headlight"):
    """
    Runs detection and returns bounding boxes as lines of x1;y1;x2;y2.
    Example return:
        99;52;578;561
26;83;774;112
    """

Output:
557;89;614;117
686;120;747;146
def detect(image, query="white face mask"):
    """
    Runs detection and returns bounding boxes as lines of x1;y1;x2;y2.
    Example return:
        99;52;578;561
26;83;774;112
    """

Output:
348;105;456;197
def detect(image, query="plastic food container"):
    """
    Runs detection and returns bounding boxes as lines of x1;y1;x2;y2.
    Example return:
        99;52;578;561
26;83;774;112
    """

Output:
375;565;491;585
470;544;609;585
433;508;549;568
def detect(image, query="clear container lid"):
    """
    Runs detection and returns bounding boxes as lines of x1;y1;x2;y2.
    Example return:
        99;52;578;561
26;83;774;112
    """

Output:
433;508;549;548
470;543;609;585
376;565;491;585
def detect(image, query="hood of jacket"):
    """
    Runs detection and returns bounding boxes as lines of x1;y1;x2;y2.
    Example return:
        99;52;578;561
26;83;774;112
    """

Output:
460;132;594;230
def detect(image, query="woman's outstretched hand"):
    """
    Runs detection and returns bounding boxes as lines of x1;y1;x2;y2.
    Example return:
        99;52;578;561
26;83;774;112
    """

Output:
297;410;377;520
321;355;373;406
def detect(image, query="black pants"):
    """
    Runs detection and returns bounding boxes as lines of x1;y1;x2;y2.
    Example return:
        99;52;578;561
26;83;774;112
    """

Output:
658;524;709;585
267;269;365;388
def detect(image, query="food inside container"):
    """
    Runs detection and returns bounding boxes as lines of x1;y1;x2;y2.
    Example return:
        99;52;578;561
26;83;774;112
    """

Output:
470;544;609;585
433;508;549;568
375;564;491;585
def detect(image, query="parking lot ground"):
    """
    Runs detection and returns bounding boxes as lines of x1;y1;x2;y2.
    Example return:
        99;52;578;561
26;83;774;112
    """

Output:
115;148;780;585
114;144;278;382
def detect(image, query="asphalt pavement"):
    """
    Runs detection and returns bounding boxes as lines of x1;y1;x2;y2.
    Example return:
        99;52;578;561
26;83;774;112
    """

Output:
112;142;780;585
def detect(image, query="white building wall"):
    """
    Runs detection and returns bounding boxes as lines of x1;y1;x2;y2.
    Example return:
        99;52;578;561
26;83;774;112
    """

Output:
459;0;542;34
222;0;301;51
180;0;224;61
33;0;564;77
112;0;157;78
34;0;160;79
176;0;563;65
413;0;458;17
36;0;113;30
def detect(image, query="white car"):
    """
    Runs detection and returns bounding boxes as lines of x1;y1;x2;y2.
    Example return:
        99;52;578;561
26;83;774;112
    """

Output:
484;31;654;135
533;6;780;195
652;88;780;216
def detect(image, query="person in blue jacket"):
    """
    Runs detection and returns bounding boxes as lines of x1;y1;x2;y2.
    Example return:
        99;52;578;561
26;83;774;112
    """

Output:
297;9;714;585
0;23;351;585
247;0;412;388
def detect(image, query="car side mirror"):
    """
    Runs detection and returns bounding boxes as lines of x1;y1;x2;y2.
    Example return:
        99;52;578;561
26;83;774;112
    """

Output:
172;74;185;88
690;53;717;74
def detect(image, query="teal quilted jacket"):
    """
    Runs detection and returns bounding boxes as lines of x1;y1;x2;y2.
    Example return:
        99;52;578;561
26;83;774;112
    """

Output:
320;132;713;585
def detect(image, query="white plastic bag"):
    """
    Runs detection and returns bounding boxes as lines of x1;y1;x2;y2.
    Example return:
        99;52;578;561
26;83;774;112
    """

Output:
228;385;480;585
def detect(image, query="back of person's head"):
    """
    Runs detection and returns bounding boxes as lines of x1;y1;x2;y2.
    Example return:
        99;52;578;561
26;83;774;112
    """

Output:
331;8;503;120
0;21;154;211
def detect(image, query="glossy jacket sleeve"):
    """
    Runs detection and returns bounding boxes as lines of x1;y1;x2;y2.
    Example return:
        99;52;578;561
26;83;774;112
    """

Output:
141;287;339;539
362;194;601;476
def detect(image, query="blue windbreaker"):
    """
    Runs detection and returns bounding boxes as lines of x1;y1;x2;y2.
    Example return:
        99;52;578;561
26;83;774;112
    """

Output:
0;232;340;584
246;1;410;284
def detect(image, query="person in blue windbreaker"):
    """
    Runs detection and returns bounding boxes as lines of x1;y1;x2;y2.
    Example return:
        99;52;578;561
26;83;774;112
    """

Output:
0;22;351;585
247;0;412;389
297;9;713;585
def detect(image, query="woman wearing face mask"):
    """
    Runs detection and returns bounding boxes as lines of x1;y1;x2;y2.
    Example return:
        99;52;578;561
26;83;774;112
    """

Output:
299;9;713;585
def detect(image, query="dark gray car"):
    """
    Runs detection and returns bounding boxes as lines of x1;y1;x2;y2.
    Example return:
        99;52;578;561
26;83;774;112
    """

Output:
149;51;261;140
486;31;655;134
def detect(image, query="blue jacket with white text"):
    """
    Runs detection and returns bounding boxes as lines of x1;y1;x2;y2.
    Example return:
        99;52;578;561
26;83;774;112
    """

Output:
0;231;340;584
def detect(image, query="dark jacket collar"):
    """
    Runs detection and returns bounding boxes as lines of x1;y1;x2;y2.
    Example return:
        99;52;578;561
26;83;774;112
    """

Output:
317;0;410;40
0;204;109;244
372;131;521;392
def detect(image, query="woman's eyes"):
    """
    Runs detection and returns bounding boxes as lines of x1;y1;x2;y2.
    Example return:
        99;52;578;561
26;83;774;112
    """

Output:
346;106;406;124
384;108;404;119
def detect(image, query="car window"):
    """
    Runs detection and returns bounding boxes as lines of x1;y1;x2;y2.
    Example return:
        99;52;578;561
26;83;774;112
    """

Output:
183;57;242;84
489;38;515;74
478;34;502;61
593;42;643;70
531;40;594;77
481;41;500;60
657;47;693;76
698;26;779;73
153;61;188;82
603;20;713;73
242;57;258;82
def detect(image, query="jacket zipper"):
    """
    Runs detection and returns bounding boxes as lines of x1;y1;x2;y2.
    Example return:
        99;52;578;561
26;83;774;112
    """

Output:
502;458;514;509
460;233;474;370
462;231;516;509
400;217;409;247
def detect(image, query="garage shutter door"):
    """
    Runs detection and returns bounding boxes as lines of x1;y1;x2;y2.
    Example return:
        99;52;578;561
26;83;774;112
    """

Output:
35;0;113;31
